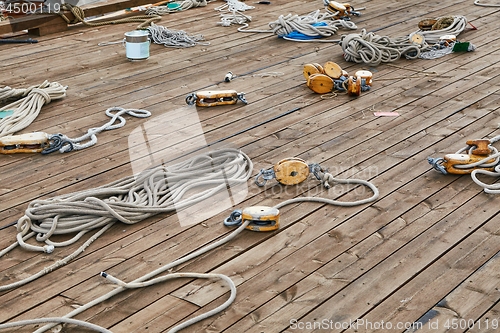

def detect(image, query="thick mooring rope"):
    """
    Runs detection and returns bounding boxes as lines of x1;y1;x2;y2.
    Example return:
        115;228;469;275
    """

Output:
59;3;161;29
1;150;379;333
340;29;422;65
146;0;208;15
238;9;357;41
0;80;67;138
50;107;151;153
340;15;469;65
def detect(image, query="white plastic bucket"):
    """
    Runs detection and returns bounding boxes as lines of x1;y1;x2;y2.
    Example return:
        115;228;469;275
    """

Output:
124;30;150;60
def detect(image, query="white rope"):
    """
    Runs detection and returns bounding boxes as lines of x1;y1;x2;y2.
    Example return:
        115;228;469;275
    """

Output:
215;0;254;27
145;0;207;15
0;80;67;138
147;23;209;47
54;107;151;153
1;150;379;333
471;165;500;193
414;15;468;45
0;317;113;332
340;29;423;65
238;9;356;42
474;0;500;6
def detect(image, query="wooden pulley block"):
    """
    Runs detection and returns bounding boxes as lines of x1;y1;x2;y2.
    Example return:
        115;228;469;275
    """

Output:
185;90;246;107
354;70;373;86
327;0;346;12
0;132;49;154
418;18;437;31
273;157;310;185
410;33;425;45
242;206;280;232
303;63;325;80
323;61;343;79
441;153;496;175
346;76;361;96
307;73;334;94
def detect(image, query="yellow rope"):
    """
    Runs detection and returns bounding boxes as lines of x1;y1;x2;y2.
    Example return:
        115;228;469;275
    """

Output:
59;3;161;29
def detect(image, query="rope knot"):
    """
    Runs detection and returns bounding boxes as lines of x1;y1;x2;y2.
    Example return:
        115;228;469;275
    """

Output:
30;88;52;103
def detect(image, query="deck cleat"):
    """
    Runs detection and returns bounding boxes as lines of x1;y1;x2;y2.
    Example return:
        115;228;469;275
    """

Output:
185;90;248;107
428;139;498;175
0;132;50;154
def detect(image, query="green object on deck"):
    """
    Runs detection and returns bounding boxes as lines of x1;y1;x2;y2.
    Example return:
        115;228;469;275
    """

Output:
0;110;14;119
452;42;472;52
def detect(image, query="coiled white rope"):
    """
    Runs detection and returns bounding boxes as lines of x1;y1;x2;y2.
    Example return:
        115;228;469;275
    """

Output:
465;135;500;193
340;29;423;65
340;15;469;65
413;15;468;45
1;150;379;333
0;80;67;138
215;0;254;27
147;23;209;47
238;9;357;41
53;107;151;153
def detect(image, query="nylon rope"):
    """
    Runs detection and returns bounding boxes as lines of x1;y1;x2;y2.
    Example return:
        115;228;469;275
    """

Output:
237;9;357;42
147;22;209;47
58;3;161;29
340;15;468;65
0;149;379;333
215;0;255;27
53;107;151;153
0;80;67;138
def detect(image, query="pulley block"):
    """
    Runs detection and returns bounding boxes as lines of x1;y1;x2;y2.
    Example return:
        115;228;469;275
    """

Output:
355;70;373;87
273;157;310;185
323;61;343;79
241;206;280;232
303;61;372;96
185;90;248;107
307;73;335;94
326;1;360;19
303;63;325;81
0;132;49;154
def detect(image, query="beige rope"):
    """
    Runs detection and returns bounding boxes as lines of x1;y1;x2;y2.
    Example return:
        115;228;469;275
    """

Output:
0;80;67;138
59;3;161;29
1;149;379;333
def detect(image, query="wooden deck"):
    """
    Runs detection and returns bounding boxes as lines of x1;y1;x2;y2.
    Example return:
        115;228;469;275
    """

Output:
2;0;500;332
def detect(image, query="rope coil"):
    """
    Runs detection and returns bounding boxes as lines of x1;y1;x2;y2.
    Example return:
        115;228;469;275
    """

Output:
0;80;67;138
1;151;379;333
237;9;357;41
340;16;469;65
